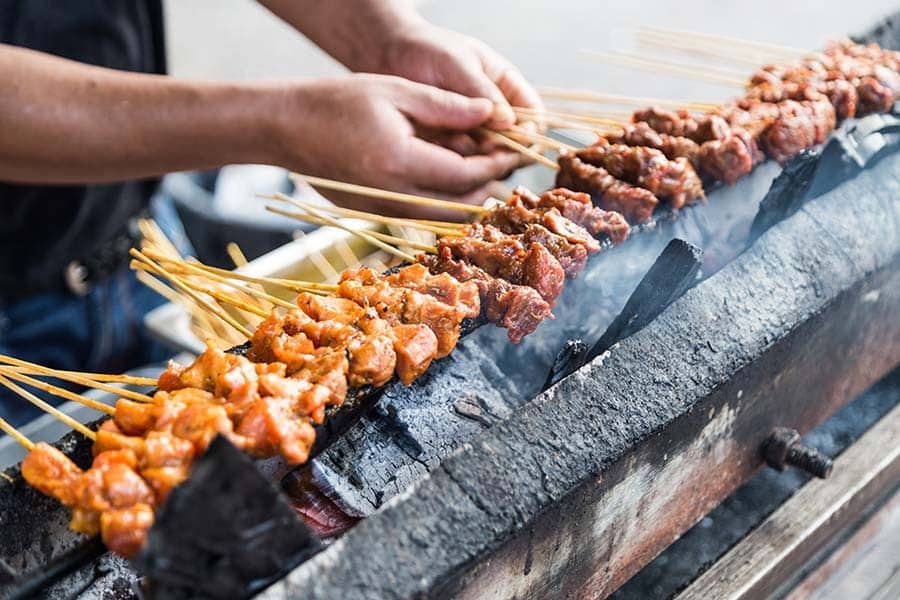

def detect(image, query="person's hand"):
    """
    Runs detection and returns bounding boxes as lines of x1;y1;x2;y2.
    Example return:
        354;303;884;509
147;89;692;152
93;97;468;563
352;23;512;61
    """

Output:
378;22;544;131
273;74;521;220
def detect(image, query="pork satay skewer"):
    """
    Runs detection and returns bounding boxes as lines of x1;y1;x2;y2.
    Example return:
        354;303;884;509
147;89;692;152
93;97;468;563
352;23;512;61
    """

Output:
0;416;34;451
0;367;115;416
0;355;153;403
290;173;486;215
129;249;254;338
0;374;96;440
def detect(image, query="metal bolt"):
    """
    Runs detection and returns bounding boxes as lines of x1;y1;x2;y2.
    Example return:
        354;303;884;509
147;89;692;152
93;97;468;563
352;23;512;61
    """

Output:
763;427;833;479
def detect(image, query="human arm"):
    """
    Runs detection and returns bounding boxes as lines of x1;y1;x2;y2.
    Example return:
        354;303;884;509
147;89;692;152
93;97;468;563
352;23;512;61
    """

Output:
0;44;518;217
258;0;543;128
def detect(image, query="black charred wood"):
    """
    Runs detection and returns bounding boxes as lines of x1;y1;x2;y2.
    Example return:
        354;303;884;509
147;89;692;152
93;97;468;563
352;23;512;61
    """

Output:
135;436;321;600
544;339;589;390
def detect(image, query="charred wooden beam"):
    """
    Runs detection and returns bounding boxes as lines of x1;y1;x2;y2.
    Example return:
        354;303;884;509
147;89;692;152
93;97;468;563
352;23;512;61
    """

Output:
257;145;900;600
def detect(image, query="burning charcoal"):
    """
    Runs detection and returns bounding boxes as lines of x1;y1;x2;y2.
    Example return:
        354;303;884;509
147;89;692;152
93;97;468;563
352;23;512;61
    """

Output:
136;436;321;600
586;239;703;364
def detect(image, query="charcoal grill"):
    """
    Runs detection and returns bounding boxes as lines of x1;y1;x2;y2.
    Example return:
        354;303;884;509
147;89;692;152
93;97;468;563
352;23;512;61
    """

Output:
1;12;900;600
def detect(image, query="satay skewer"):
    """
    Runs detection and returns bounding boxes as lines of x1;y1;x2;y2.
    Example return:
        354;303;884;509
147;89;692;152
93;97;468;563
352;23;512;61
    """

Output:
226;242;249;268
290;173;486;215
0;355;153;403
505;127;577;152
0;416;34;451
635;30;778;67
0;368;115;416
0;374;96;441
130;249;254;338
514;107;626;128
6;367;156;387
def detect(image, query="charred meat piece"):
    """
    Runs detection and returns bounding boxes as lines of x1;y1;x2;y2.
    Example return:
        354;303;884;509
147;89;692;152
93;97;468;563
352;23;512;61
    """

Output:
557;152;659;224
606;122;702;166
435;227;566;305
697;129;757;185
519;187;630;244
384;263;480;319
856;75;895;115
631;106;729;143
577;141;704;209
420;249;553;343
762;99;836;164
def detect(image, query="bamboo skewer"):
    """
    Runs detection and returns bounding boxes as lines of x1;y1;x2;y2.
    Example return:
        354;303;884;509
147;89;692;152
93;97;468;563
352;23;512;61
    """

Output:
536;87;719;111
160;275;271;320
0;374;96;440
136;271;225;344
642;25;807;60
130;250;254;339
506;127;577;152
266;207;438;253
479;128;560;170
226;242;249;268
581;50;748;86
290;173;485;215
635;30;775;67
283;202;418;263
149;259;337;293
0;416;34;451
7;367;156;387
514;107;626;128
262;192;468;236
0;355;153;403
0;368;115;416
139;252;298;309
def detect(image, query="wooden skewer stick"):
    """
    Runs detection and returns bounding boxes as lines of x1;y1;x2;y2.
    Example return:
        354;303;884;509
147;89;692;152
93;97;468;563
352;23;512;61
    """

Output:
148;258;337;293
130;249;254;339
0;355;154;403
274;203;418;263
0;368;115;416
642;25;807;59
0;374;96;440
506;127;577;152
267;207;438;253
142;253;298;309
0;416;34;451
635;30;775;67
226;242;249;268
290;173;485;215
535;87;719;111
479;128;560;170
514;107;626;127
6;366;156;387
138;268;272;319
581;50;748;86
263;192;468;236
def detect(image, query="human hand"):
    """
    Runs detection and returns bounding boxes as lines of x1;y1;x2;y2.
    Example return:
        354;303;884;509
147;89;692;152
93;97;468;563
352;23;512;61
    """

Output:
376;22;544;131
273;74;521;220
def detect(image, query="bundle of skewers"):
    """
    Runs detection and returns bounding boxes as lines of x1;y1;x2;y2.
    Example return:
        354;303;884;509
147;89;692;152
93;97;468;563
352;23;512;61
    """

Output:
3;32;898;563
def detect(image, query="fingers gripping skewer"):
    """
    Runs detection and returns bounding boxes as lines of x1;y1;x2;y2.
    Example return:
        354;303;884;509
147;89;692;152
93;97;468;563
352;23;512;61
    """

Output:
0;374;96;440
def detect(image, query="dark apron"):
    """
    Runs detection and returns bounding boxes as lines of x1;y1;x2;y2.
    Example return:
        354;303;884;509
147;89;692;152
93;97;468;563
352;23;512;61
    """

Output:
0;0;166;299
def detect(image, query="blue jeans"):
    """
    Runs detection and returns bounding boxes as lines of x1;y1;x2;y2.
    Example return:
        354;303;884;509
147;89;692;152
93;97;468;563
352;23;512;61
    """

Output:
0;194;192;427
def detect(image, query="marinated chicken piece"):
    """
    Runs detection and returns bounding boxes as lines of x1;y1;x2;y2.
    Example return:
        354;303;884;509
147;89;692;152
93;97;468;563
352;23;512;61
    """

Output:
519;223;589;278
100;503;154;558
171;402;242;454
235;396;316;464
295;293;365;325
390;323;439;384
385;264;481;320
556;153;659;224
20;442;83;507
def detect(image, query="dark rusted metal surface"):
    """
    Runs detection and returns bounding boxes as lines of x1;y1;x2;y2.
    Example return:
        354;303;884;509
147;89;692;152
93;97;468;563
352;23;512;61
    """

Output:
257;147;900;600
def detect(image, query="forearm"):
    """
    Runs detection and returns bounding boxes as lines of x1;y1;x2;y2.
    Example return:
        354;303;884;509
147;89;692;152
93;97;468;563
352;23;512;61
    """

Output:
0;44;288;184
258;0;425;73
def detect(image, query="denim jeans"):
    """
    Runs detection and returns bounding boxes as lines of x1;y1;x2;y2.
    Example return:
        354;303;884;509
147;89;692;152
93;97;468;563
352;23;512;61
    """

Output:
0;194;192;427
